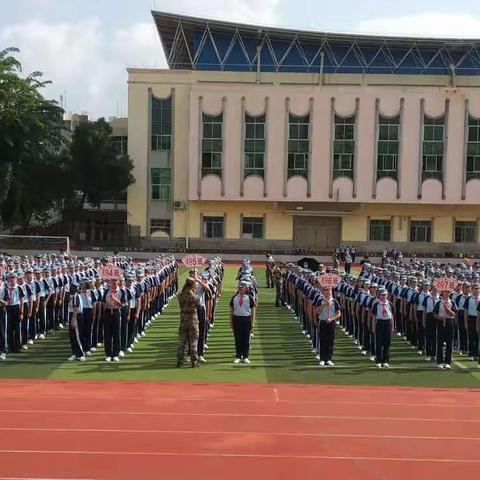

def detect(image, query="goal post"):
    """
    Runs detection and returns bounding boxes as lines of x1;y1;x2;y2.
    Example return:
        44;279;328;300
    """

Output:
0;235;71;257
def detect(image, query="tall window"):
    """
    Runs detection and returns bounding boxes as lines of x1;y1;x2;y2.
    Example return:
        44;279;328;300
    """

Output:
455;221;477;243
152;96;172;151
244;113;265;178
410;220;431;242
466;116;480;181
150;219;171;237
111;136;128;155
369;219;391;241
203;216;224;238
377;115;399;180
151;168;171;201
333;115;355;179
422;116;444;181
287;113;309;179
202;113;223;177
242;217;264;239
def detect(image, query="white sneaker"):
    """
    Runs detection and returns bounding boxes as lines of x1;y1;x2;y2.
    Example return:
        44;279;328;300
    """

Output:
105;357;112;362
361;350;367;355
402;336;407;341
0;353;6;360
127;347;133;353
369;356;376;362
22;345;28;351
204;344;209;350
119;351;125;358
39;334;45;340
397;332;402;337
141;332;146;337
376;363;382;368
444;364;451;369
425;356;431;361
90;347;97;352
477;364;480;369
79;356;86;362
233;358;241;364
382;363;390;368
467;357;474;361
136;334;141;340
113;356;120;362
134;338;139;344
85;351;92;357
250;332;255;338
97;342;103;347
438;364;444;369
319;361;325;367
58;323;64;329
242;358;251;365
312;348;317;354
67;355;76;361
315;354;320;360
28;339;34;345
302;330;306;334
358;345;363;350
199;356;207;363
326;360;334;367
307;334;311;339
417;350;423;355
35;334;39;340
354;340;358;345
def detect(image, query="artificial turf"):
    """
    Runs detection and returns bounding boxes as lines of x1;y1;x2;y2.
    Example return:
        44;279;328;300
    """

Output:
0;266;479;388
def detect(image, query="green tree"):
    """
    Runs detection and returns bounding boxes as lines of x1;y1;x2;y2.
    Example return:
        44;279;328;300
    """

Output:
67;118;134;209
0;47;68;227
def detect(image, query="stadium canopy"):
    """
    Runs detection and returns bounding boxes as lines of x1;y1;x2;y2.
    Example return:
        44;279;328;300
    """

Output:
152;10;480;75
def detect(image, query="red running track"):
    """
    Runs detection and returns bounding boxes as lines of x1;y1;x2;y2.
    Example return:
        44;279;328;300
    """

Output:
0;379;479;480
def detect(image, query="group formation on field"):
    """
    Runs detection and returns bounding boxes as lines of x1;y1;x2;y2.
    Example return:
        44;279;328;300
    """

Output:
267;255;480;370
0;253;179;362
176;257;257;367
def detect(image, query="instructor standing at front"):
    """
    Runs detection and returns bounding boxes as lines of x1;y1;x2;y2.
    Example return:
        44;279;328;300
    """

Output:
230;281;256;365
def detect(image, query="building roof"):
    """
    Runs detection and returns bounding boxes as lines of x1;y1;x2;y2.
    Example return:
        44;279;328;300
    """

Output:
152;10;480;75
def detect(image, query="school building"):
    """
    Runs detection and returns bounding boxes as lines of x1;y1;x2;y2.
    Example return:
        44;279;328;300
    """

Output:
126;11;480;254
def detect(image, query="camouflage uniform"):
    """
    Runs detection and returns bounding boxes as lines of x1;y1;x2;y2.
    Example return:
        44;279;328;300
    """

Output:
273;268;283;307
177;289;200;366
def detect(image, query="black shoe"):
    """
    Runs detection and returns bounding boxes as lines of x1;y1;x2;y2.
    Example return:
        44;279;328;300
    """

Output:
176;362;182;368
191;362;198;368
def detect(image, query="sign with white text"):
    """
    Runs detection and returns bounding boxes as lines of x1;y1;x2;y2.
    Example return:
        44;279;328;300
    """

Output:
318;273;342;288
99;265;124;280
433;277;458;292
182;254;207;268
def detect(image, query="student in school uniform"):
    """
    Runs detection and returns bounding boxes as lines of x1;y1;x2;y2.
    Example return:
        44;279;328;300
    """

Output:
423;285;439;361
79;279;95;356
434;288;458;369
315;286;341;367
372;288;394;368
230;281;256;365
0;279;8;360
5;272;24;353
102;278;124;362
67;282;86;362
463;283;480;361
16;271;32;351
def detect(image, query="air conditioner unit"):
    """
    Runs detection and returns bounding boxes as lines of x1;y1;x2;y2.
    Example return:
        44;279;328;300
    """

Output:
174;200;186;210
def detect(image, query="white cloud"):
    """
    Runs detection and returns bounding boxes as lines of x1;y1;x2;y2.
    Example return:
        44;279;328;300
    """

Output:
154;0;281;25
356;12;480;38
0;0;281;119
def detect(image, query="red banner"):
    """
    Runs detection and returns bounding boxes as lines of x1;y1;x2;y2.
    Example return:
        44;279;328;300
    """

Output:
318;273;342;288
433;277;458;292
182;254;207;268
99;265;124;280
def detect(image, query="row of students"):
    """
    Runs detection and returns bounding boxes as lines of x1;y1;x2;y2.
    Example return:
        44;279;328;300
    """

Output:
0;255;179;362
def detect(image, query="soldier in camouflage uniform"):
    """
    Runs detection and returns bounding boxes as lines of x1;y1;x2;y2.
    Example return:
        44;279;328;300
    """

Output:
273;266;284;307
177;277;201;368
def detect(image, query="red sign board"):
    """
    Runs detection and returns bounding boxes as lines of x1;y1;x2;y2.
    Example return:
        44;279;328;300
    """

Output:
433;277;458;292
318;273;342;288
182;254;207;268
99;265;124;280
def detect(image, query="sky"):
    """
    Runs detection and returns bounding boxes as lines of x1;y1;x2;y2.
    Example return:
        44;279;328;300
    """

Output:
3;0;480;119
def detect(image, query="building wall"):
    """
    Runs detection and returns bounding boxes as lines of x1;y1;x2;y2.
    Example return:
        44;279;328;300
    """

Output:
127;68;480;252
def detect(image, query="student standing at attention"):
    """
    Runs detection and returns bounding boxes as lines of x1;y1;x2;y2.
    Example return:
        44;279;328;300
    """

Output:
230;281;256;365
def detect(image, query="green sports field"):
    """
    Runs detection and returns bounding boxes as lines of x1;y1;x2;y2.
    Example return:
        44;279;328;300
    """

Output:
0;266;479;388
